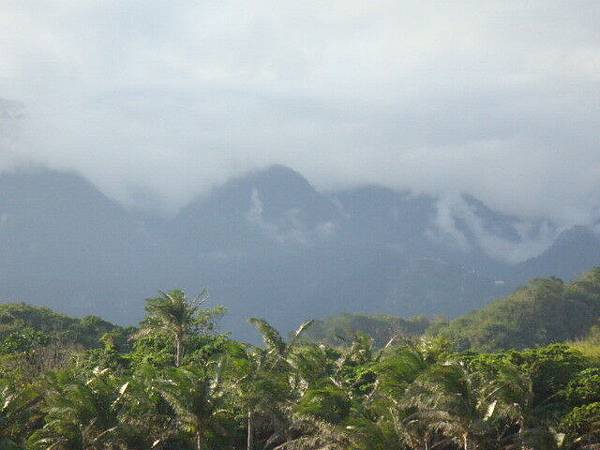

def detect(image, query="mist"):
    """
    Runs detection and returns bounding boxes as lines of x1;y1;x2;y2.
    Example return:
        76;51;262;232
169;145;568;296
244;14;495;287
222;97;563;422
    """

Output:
1;1;599;226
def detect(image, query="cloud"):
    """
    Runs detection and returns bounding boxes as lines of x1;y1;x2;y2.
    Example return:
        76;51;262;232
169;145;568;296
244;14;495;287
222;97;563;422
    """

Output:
429;194;562;263
247;188;336;245
1;1;599;224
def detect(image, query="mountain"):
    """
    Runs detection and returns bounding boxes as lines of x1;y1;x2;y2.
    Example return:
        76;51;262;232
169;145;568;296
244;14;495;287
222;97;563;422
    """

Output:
515;226;600;282
1;165;598;340
0;170;172;319
174;165;338;254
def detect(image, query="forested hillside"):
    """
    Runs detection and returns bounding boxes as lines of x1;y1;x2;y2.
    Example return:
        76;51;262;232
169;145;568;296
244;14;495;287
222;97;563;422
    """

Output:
434;269;600;352
0;303;127;349
0;271;599;449
302;313;432;347
303;269;600;353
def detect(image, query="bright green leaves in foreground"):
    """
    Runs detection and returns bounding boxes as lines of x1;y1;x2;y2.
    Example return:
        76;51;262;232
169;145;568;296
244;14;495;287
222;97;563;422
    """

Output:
0;275;598;449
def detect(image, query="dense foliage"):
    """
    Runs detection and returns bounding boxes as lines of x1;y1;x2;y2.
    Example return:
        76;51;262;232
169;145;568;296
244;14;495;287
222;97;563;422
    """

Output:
0;270;598;449
302;313;432;348
0;303;127;349
303;270;600;354
434;269;600;351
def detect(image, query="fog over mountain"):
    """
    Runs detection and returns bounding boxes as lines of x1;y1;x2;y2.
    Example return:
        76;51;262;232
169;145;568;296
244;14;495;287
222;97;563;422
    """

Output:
1;166;598;340
1;2;600;225
1;2;600;338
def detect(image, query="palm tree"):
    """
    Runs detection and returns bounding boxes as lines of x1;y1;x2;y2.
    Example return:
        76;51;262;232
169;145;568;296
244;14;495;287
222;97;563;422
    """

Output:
0;382;40;449
27;369;129;450
401;362;494;450
135;289;223;367
244;318;314;449
248;318;314;362
286;343;338;391
484;362;558;449
273;416;354;450
276;392;398;450
225;342;291;450
153;364;226;450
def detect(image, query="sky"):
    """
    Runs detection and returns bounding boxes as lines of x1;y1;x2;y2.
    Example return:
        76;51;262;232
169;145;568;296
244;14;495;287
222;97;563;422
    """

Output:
1;0;600;226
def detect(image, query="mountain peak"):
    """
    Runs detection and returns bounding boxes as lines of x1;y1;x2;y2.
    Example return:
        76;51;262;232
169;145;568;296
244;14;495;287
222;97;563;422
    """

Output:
240;164;314;194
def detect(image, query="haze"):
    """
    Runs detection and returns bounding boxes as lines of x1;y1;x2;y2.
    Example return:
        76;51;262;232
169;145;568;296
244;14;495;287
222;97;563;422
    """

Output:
1;1;599;226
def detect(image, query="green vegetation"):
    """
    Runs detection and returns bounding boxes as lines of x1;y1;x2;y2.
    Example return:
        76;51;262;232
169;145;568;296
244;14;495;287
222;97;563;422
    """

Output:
568;325;600;364
302;313;432;347
0;269;599;449
433;269;600;352
0;303;126;349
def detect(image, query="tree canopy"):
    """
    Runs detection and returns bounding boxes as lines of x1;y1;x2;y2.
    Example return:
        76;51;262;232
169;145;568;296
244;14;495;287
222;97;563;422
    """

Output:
0;270;599;449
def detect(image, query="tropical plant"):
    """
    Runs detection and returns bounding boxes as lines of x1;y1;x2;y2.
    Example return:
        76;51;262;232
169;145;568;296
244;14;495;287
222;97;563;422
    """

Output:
134;289;224;367
153;364;227;450
0;382;40;450
0;271;599;450
27;369;129;450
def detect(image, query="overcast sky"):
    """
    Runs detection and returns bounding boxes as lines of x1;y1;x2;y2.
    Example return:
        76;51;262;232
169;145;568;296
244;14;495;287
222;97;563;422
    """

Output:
1;1;599;225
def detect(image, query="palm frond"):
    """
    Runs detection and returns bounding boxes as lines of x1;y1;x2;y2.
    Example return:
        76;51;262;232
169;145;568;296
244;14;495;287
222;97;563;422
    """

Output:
249;318;286;356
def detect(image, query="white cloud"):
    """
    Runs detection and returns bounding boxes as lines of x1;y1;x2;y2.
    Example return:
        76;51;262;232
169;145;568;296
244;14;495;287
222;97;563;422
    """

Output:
430;194;563;263
0;1;599;224
246;188;336;245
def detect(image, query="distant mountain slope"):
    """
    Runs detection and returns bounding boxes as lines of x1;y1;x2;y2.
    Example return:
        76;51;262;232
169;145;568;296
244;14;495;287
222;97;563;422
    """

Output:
1;165;598;339
515;226;600;282
174;164;340;254
0;170;173;318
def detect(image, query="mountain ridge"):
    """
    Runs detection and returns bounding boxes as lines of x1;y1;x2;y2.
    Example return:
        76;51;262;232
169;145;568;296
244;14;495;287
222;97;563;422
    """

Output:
1;165;598;339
